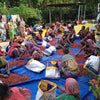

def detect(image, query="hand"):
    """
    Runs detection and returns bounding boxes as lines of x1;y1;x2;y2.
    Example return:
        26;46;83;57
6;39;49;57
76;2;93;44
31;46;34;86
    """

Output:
7;70;10;75
75;53;79;56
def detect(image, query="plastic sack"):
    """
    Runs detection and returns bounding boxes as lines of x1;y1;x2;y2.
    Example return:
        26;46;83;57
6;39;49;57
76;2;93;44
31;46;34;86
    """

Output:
42;46;56;56
45;61;60;79
35;80;57;100
25;59;45;73
84;55;99;75
42;40;50;48
37;40;50;48
44;36;52;42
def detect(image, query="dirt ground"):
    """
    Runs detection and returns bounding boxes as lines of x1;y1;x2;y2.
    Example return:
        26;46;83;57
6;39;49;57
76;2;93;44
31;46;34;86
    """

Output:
0;38;10;51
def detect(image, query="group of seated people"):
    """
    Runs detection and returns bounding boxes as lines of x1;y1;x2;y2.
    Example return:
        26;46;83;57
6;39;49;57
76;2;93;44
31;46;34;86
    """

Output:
0;20;100;100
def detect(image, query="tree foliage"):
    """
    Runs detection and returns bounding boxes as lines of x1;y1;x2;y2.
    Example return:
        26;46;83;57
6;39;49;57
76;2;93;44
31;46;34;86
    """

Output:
0;0;99;25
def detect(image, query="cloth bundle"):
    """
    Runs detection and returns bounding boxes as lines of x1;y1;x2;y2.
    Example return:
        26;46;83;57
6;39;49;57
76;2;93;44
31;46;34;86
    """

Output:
35;80;57;100
45;61;60;79
25;59;45;73
42;46;56;56
84;55;99;77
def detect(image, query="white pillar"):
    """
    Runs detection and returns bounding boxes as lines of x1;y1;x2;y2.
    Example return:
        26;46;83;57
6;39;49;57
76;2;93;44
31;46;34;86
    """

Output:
49;9;51;24
78;5;81;21
84;5;86;20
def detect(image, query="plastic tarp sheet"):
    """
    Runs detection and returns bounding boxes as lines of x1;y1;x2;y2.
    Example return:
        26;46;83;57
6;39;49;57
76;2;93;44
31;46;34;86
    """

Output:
4;38;96;100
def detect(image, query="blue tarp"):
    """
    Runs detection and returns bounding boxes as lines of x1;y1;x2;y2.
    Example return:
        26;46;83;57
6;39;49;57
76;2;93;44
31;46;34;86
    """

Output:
4;38;96;100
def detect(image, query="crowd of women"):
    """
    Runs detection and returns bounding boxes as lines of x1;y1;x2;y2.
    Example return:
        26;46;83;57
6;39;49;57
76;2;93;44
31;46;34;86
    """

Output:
0;17;100;100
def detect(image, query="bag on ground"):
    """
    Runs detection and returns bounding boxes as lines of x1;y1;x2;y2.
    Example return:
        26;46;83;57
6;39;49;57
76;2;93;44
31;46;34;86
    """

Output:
25;59;45;73
84;55;99;76
45;61;60;79
35;80;57;100
42;46;56;56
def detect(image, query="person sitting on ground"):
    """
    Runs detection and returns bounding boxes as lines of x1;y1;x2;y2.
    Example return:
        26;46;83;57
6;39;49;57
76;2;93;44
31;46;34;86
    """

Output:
58;47;79;78
0;83;31;100
47;25;56;38
56;35;69;49
36;29;43;42
80;33;96;46
84;27;90;36
67;24;76;45
78;26;85;39
76;39;98;58
25;42;42;60
8;42;25;59
0;56;10;77
27;32;37;46
56;78;81;100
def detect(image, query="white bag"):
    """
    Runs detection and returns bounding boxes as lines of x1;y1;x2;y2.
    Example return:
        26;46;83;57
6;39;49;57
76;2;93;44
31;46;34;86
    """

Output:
84;55;99;75
35;80;57;100
42;40;50;47
25;59;45;73
45;61;60;79
42;46;56;56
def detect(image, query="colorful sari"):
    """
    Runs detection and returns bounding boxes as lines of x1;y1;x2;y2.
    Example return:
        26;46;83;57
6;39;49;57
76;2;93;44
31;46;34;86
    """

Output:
19;21;25;36
0;56;7;68
56;78;81;100
8;22;16;41
9;87;31;100
87;39;98;54
8;42;20;57
25;42;40;56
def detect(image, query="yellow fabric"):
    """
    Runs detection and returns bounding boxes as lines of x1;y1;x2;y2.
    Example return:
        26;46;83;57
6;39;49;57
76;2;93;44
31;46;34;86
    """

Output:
46;66;59;71
25;35;32;39
84;64;97;75
74;23;99;38
26;59;34;66
42;29;47;38
38;80;57;93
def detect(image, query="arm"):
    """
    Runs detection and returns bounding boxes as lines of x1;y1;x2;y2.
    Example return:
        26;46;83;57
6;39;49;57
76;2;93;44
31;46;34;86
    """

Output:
76;45;86;55
7;62;10;75
57;85;66;92
58;39;63;48
67;35;72;45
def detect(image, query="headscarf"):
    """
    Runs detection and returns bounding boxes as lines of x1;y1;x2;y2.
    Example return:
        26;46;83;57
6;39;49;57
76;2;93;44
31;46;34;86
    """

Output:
25;42;39;56
87;39;98;52
65;78;79;96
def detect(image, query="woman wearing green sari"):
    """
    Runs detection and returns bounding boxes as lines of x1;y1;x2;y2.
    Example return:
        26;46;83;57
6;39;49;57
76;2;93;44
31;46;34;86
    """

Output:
56;78;81;100
8;18;16;41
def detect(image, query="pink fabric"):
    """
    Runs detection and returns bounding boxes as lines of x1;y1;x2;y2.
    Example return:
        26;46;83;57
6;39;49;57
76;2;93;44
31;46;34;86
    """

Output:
65;78;79;96
0;50;4;56
8;42;20;57
87;39;98;53
9;87;26;100
21;88;31;100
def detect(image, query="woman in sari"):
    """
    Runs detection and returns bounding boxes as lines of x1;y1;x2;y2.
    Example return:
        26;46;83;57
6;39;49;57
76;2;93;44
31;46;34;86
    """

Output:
19;18;25;37
76;39;98;58
0;16;6;41
58;47;79;78
8;42;21;58
8;18;16;41
56;78;81;100
0;83;31;100
0;56;10;77
25;42;42;60
56;35;69;49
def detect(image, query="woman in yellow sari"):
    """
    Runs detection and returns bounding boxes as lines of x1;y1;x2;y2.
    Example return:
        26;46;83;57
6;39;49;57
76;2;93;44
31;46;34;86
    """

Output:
8;18;16;41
